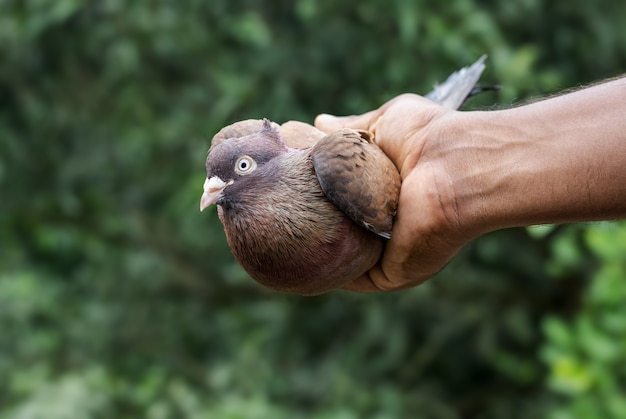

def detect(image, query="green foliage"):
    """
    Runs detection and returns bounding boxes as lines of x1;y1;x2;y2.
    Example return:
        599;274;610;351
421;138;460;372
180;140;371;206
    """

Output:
542;222;626;419
1;0;625;417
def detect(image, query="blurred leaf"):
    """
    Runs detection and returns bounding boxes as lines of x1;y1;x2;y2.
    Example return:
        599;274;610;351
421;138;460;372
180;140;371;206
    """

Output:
549;356;593;395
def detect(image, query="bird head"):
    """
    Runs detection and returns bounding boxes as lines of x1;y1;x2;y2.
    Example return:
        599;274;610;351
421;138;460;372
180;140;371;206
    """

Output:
200;119;287;211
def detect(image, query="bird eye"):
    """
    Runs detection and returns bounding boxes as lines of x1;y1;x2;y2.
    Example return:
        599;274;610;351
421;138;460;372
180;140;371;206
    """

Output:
235;155;257;175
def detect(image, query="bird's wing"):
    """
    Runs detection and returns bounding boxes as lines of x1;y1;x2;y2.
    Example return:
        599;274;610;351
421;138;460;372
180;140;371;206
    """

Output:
425;54;487;109
311;129;401;239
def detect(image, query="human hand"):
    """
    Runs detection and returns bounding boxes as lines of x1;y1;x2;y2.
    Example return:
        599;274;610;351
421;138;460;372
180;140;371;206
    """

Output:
316;77;626;292
315;94;474;292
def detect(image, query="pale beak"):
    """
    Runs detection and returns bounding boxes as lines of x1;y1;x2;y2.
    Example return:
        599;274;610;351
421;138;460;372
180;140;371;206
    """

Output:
200;176;232;211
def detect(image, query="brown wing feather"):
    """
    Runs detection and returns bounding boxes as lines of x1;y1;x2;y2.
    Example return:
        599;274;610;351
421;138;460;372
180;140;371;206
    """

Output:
311;129;401;238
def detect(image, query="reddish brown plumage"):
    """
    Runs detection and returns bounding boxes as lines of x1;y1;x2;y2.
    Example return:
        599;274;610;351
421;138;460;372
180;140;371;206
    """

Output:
219;151;382;294
203;119;398;295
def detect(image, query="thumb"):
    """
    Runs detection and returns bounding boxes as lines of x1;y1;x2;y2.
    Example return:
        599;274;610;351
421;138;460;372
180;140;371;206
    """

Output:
314;110;380;133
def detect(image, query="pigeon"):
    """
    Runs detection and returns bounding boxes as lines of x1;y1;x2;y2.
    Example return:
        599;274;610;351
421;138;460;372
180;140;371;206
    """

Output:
201;56;488;295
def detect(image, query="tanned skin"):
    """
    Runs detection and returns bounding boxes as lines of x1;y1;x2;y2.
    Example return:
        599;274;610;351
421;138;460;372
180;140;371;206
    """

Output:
316;76;626;292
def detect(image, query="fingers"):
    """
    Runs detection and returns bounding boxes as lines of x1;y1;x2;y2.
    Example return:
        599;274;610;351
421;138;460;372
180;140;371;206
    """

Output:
339;273;384;293
338;264;430;293
340;177;464;293
314;109;381;133
315;93;439;133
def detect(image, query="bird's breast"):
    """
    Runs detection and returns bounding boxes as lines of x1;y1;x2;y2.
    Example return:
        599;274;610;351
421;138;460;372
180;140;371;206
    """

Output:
218;155;382;294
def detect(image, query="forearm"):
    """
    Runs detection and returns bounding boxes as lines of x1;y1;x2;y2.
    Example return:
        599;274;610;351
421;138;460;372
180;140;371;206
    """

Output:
447;77;626;236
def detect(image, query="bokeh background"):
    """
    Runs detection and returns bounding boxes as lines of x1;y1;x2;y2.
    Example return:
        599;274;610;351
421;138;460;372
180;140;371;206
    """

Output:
1;1;625;418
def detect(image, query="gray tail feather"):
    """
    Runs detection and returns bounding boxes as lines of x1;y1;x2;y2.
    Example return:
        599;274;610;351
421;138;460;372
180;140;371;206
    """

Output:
425;55;488;110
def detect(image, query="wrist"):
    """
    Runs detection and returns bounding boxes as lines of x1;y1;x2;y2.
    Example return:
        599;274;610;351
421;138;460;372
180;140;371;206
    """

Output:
423;108;554;239
437;81;626;237
445;110;530;235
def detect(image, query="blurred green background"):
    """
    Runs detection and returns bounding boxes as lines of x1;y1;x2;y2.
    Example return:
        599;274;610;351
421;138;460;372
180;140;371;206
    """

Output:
1;0;625;418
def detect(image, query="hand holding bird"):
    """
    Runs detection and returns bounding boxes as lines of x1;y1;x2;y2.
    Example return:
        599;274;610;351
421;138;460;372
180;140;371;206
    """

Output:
201;56;488;294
